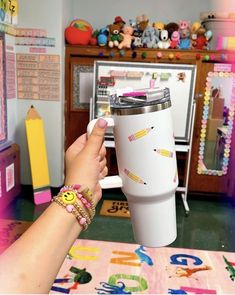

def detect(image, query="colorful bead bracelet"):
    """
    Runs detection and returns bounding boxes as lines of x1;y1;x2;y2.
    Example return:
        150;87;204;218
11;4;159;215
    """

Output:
52;185;96;231
60;185;96;218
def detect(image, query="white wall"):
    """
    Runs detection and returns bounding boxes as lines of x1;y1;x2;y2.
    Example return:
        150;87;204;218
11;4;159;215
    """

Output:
71;0;216;29
7;98;17;141
15;0;70;186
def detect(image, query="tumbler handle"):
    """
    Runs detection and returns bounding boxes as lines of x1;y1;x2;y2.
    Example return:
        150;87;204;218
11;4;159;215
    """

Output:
87;118;123;189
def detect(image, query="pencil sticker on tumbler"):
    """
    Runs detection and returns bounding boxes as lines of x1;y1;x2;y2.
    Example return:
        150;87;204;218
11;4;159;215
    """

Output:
25;106;52;204
124;168;147;185
154;148;173;158
128;126;154;142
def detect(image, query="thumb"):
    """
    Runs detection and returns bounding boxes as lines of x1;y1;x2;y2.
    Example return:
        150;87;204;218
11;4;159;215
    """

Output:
85;118;107;155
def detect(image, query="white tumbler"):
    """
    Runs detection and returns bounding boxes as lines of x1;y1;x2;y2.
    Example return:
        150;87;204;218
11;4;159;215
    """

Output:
88;88;178;247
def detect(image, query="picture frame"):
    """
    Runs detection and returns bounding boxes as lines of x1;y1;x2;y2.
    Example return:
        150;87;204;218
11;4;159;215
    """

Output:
72;64;94;110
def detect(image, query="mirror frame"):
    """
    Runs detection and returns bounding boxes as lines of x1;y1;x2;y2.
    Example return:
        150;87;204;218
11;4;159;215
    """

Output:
0;31;7;146
197;71;235;176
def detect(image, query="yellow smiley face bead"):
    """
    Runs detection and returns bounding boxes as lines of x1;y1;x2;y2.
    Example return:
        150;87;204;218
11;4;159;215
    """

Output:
61;191;77;204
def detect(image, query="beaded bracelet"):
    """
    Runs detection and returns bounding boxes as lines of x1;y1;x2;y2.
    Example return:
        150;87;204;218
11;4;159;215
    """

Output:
52;185;96;231
59;185;96;218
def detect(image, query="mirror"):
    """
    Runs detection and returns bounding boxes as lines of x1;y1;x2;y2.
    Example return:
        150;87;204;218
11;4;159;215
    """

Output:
197;70;235;176
0;32;7;146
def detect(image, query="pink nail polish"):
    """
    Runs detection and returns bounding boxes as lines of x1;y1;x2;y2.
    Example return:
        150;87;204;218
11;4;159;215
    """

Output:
98;118;107;128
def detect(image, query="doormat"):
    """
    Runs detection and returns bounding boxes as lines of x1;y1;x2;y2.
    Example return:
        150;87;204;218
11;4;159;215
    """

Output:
99;200;130;218
0;218;32;254
50;239;235;294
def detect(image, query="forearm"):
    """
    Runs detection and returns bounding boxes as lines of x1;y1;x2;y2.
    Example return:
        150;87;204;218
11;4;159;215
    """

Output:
0;202;82;293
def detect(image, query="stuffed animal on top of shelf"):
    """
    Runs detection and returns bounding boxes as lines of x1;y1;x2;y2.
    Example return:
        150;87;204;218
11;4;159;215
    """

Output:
118;25;134;49
97;27;109;46
205;30;213;49
191;21;201;34
170;30;180;49
178;20;191;49
141;26;159;48
132;29;143;48
158;29;171;49
113;15;126;30
153;22;165;33
191;25;212;50
165;22;179;39
179;20;191;30
179;28;191;49
108;24;122;47
65;19;93;45
136;14;149;34
190;21;201;48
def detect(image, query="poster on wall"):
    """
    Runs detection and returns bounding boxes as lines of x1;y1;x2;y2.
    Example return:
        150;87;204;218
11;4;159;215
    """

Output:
6;44;16;99
0;32;7;145
6;162;14;192
0;0;18;25
16;53;61;101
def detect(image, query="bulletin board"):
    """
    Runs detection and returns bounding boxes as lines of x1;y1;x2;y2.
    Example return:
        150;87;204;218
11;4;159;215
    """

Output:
92;61;196;143
0;32;7;145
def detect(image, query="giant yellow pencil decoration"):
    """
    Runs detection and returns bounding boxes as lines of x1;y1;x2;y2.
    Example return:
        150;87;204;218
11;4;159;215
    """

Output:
124;168;147;185
128;126;154;142
25;106;52;204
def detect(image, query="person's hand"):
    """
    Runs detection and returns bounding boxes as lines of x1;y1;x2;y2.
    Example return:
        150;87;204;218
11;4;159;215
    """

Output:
64;118;108;205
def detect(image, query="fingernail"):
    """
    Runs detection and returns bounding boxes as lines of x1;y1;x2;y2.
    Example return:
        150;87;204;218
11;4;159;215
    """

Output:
98;118;107;128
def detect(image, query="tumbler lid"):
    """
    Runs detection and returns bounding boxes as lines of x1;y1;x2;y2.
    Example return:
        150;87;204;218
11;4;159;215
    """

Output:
110;87;171;116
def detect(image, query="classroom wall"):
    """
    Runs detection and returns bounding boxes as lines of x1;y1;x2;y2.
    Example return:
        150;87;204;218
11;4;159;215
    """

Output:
71;0;215;30
13;0;70;186
7;98;17;142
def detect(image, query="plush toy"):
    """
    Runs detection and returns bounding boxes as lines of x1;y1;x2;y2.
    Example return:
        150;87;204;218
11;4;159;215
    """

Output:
170;31;180;49
65;19;93;45
136;14;149;33
97;27;109;46
153;22;165;33
200;11;228;20
191;21;201;34
193;26;209;50
205;30;213;49
158;29;170;49
132;29;143;47
118;25;134;49
179;27;191;49
113;16;126;30
108;24;122;47
165;22;179;39
141;26;159;48
129;19;137;28
179;20;191;30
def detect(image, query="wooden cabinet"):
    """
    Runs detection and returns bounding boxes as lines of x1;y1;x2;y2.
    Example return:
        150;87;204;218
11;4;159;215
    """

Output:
65;45;235;196
0;144;21;212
